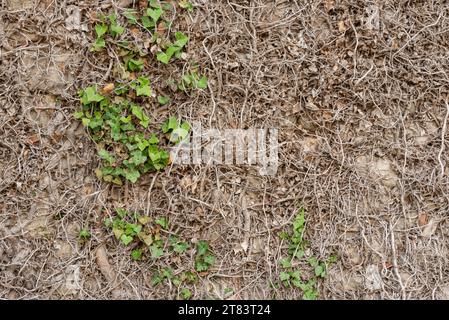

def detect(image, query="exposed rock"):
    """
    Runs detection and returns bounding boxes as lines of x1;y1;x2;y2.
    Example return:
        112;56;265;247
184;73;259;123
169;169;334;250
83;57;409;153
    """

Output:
331;269;364;292
355;156;398;187
365;264;383;291
25;216;52;237
20;48;79;95
54;241;73;259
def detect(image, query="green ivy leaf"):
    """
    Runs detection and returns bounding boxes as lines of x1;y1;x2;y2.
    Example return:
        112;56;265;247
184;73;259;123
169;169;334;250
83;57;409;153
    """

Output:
291;270;301;280
147;7;163;23
123;10;138;25
150;245;164;259
127;59;144;72
81;86;104;105
120;234;134;246
280;272;290;282
123;168;141;183
74;111;84;119
162;268;173;279
130;150;147;166
95;24;108;38
90;38;106;52
181;288;192;300
308;257;318;267
156;52;170;64
116;208;128;218
204;254;215;265
315;264;326;278
157;95;170;105
197;76;208;89
109;14;125;37
136;77;152;97
113;227;124;239
197;241;209;256
131;248;142;260
155;217;169;229
79;229;91;239
131;104;150;128
162;116;178;133
195;261;208;272
173;242;189;253
141;16;155;29
179;0;194;11
303;290;318;300
174;31;189;48
148;145;162;162
98;149;116;164
293;249;305;259
293;208;305;236
280;258;292;268
291;277;303;288
148;134;159;145
137;139;149;151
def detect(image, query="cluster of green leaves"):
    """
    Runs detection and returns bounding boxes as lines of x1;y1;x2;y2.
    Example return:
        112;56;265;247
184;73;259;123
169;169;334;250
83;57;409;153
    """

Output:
278;208;337;300
92;1;190;66
104;208;191;260
132;76;152;97
77;1;210;185
91;13;126;52
78;229;91;244
75;86;182;184
157;31;189;64
178;70;208;93
103;207;211;299
162;116;190;143
195;241;215;272
151;267;196;299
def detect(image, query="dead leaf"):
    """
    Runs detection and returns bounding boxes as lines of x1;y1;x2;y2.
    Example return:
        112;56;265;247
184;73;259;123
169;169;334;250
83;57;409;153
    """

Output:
138;232;153;246
338;21;346;32
240;240;249;252
51;132;63;143
95;245;116;282
322;110;333;120
325;0;335;12
138;0;148;8
88;11;97;21
179;175;192;189
195;206;204;216
29;134;40;145
422;218;439;237
157;22;166;34
391;39;399;50
418;212;428;227
127;91;136;99
101;83;115;94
